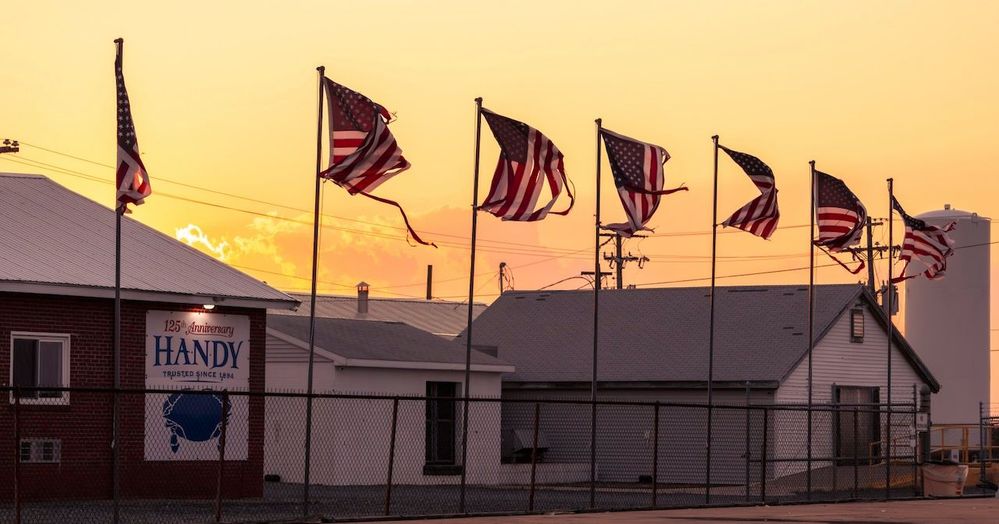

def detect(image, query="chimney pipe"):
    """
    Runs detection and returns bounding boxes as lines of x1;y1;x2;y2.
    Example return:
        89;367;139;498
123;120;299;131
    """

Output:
426;265;433;300
356;282;369;314
499;262;507;295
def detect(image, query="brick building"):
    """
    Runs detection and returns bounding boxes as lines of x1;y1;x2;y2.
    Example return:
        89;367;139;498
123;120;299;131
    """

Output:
0;173;298;500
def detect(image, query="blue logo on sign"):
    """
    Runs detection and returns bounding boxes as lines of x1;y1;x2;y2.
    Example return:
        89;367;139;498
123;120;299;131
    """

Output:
162;392;231;453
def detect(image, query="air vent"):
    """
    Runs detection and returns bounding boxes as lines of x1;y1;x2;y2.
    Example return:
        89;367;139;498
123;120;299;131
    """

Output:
20;439;61;463
792;332;804;336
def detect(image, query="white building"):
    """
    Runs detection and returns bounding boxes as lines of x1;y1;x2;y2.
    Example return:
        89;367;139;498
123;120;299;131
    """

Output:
263;313;512;486
463;284;940;486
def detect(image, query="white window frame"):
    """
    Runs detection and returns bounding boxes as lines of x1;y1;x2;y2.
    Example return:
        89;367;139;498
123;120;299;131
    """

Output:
9;331;71;405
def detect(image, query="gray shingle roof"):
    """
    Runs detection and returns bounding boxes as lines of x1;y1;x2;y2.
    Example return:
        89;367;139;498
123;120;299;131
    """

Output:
273;292;486;337
460;284;935;387
268;314;508;367
0;173;297;309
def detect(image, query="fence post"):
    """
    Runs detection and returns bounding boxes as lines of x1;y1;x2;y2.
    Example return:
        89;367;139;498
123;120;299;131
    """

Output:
744;383;750;503
13;388;21;524
980;402;986;489
885;402;892;500
652;402;659;508
831;405;838;499
759;407;768;503
853;408;859;500
384;398;399;516
528;402;540;512
215;392;229;523
911;385;917;496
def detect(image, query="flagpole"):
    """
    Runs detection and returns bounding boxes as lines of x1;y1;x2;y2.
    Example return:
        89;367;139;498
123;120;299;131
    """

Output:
302;64;325;518
807;160;816;499
706;134;719;504
459;96;483;514
590;118;603;509
886;177;894;498
111;36;124;524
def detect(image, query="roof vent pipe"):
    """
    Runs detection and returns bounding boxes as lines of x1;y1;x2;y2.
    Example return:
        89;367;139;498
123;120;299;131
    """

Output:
357;282;369;314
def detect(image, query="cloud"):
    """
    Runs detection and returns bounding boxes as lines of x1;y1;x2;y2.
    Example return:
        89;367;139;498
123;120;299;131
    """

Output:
175;214;305;276
176;224;229;260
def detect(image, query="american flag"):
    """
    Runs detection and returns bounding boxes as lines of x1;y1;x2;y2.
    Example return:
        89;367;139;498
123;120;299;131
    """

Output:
600;129;687;237
479;108;573;221
892;196;956;281
814;170;867;251
319;77;432;246
720;145;779;239
114;41;151;210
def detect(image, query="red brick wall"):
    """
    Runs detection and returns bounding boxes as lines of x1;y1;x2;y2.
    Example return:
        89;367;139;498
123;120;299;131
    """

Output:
0;292;267;501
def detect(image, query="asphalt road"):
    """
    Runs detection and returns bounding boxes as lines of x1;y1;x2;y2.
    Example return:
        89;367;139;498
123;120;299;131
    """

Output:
380;497;999;523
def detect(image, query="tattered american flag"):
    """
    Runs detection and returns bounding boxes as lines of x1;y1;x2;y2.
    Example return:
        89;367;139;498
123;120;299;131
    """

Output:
892;196;956;281
720;145;779;239
479;108;573;221
320;77;432;246
814;170;867;251
114;41;151;210
600;129;687;237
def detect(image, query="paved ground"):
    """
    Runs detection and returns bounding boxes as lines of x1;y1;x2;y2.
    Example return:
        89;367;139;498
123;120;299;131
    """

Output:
380;498;999;523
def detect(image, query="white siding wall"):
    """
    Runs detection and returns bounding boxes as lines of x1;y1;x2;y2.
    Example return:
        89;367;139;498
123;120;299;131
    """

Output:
774;301;926;478
264;342;506;486
502;387;775;485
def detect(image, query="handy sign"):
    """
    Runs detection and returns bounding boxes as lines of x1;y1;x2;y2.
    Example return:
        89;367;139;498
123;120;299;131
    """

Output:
144;311;250;461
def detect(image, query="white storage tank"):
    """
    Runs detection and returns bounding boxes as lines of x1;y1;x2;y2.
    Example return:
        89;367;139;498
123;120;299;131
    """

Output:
904;204;990;424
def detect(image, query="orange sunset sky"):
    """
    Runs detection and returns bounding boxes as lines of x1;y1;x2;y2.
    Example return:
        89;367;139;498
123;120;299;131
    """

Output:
3;1;998;383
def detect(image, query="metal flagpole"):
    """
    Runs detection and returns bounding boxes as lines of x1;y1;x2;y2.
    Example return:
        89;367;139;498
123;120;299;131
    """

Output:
706;135;719;504
459;97;483;513
806;160;816;499
885;177;894;498
112;37;124;524
590;118;603;509
302;65;325;518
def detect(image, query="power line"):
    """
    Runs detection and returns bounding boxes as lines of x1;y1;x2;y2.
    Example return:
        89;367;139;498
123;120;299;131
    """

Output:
10;141;823;250
10;143;595;255
0;154;595;260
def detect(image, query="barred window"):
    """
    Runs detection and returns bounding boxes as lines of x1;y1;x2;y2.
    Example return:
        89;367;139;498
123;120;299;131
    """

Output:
10;333;70;404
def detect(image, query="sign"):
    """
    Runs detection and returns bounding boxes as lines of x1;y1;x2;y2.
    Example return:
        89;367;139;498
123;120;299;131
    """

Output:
916;412;929;432
144;311;249;461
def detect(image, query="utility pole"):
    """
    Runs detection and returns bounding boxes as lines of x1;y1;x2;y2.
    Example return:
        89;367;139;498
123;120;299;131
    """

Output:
0;139;19;154
843;218;889;293
580;270;612;289
600;232;648;289
499;262;507;295
865;217;875;294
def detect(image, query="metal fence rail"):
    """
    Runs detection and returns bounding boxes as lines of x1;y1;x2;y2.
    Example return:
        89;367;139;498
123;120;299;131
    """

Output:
0;386;923;524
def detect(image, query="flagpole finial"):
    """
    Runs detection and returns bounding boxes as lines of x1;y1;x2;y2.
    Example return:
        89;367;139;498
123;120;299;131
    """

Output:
809;160;816;167
595;118;602;126
114;37;123;44
474;97;482;104
711;134;719;142
317;65;325;74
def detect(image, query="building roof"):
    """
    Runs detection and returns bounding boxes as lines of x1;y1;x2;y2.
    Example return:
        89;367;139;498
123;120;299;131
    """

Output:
0;173;298;309
273;292;486;338
267;314;512;372
460;284;938;390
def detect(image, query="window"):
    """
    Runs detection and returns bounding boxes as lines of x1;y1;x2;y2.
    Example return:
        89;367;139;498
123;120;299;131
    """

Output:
10;333;70;404
425;381;460;474
19;439;61;463
850;309;864;343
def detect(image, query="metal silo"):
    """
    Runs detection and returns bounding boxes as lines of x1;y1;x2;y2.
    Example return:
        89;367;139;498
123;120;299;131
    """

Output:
904;205;990;424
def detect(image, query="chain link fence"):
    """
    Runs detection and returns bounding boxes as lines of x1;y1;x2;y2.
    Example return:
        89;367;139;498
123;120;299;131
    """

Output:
0;386;923;523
